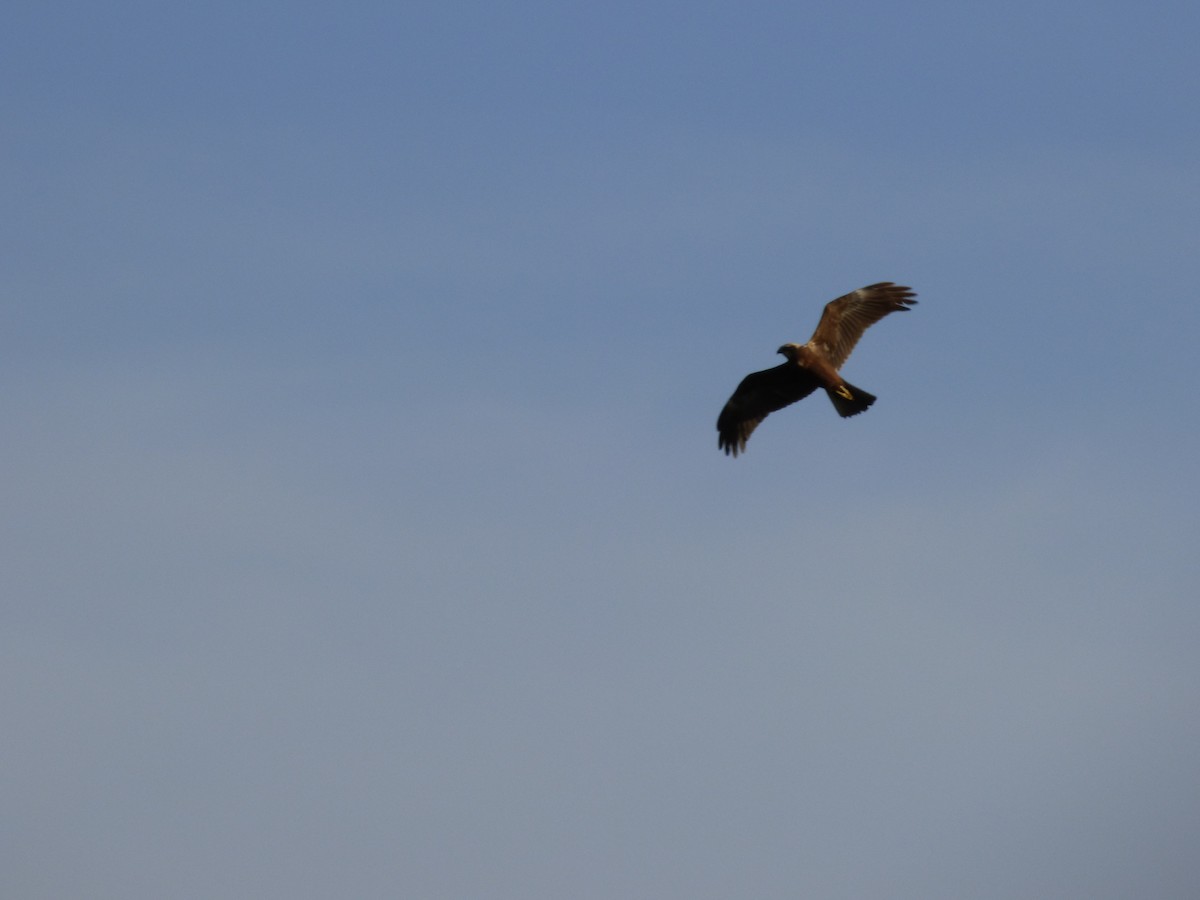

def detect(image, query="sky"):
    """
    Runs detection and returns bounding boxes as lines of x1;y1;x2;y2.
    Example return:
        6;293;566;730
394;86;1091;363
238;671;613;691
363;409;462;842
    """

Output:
4;1;1200;897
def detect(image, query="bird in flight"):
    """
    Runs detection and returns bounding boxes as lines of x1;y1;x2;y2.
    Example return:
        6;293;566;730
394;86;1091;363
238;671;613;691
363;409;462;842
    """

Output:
717;282;917;456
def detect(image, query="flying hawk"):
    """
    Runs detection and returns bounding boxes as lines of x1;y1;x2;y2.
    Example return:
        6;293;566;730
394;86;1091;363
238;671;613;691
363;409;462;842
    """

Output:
717;282;917;456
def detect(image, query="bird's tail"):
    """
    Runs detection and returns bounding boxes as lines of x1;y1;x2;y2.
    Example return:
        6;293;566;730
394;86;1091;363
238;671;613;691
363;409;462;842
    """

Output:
827;381;876;418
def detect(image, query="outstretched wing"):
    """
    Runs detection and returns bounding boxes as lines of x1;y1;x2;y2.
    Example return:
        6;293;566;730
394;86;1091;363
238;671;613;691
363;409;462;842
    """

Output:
806;282;917;370
717;364;820;457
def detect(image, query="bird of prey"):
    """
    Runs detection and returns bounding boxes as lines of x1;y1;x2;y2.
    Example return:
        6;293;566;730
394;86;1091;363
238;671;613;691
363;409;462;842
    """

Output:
717;282;917;456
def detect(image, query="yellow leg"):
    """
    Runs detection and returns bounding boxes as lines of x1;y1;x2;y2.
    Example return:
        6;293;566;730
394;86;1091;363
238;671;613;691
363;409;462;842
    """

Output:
835;385;854;400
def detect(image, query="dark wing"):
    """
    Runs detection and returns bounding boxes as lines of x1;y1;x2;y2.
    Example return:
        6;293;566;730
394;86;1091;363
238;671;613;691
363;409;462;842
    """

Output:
717;364;820;457
806;282;917;369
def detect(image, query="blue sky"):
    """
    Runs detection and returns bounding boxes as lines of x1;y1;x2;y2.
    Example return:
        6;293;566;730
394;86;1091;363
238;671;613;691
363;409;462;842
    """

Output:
4;2;1200;897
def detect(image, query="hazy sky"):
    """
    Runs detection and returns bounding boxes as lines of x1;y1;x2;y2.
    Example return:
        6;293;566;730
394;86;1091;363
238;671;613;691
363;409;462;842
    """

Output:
5;2;1200;898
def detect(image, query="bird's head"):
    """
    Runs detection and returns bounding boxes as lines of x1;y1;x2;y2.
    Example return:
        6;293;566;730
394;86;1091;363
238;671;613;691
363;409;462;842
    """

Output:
777;343;801;361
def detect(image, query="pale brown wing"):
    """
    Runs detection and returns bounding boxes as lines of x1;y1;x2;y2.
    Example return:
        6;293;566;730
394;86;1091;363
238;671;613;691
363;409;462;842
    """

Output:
717;364;820;457
806;282;917;370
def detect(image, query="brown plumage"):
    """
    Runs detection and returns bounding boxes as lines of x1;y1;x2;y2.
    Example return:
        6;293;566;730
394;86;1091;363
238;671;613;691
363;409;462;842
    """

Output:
717;282;917;456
